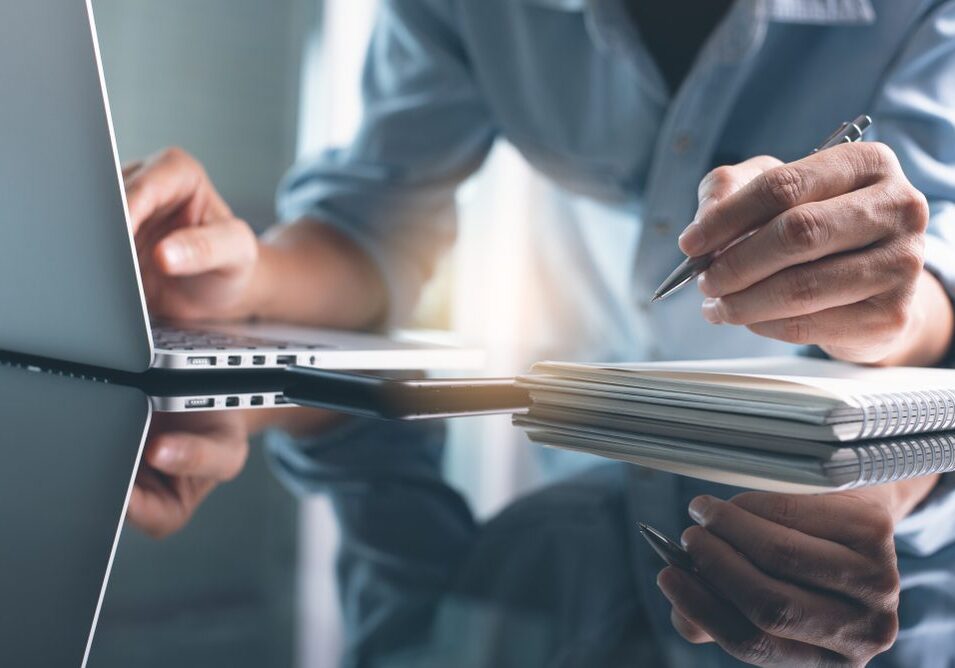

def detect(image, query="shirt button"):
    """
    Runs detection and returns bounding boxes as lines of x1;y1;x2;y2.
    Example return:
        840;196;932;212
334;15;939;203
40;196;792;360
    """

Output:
673;133;693;155
653;220;670;235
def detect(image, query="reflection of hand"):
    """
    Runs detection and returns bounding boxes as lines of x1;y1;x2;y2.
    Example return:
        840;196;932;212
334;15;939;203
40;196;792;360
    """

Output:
128;411;249;539
684;144;953;366
124;149;262;322
657;482;936;667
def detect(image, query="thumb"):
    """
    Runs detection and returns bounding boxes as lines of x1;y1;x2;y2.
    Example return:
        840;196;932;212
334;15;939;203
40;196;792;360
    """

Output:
154;218;257;276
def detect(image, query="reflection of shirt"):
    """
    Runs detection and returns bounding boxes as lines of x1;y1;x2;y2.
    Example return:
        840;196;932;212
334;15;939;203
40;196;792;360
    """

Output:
267;418;955;667
275;1;955;665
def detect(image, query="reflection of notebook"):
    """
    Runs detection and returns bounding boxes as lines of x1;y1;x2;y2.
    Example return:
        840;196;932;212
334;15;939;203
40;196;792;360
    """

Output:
515;357;955;493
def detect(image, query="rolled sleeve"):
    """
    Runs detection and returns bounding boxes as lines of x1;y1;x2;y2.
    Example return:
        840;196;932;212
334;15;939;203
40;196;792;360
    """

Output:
278;0;497;327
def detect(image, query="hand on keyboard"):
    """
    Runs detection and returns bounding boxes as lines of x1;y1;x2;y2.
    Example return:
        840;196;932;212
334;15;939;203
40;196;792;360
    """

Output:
125;148;262;322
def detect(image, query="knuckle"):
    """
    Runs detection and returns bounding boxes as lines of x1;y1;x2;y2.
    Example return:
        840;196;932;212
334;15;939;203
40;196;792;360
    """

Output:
766;532;800;573
717;296;744;325
894;242;925;280
779;316;813;344
702;165;737;192
860;142;900;173
783;269;820;310
865;610;900;654
760;166;805;209
160;146;191;165
769;494;800;522
897;186;929;233
776;207;829;254
749;592;803;636
187;231;215;262
729;632;777;665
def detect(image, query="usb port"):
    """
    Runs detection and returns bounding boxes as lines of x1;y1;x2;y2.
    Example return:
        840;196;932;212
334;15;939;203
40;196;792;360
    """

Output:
187;356;216;367
274;394;290;405
250;395;264;407
186;398;215;409
276;355;295;366
227;356;242;367
252;355;266;366
225;396;239;408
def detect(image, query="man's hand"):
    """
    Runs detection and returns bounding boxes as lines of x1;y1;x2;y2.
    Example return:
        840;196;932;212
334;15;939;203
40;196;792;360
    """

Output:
125;149;261;321
125;147;387;328
128;411;250;539
683;144;953;366
656;481;937;667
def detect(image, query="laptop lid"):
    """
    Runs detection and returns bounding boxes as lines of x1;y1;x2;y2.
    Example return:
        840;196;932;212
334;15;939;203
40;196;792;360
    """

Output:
0;0;154;372
0;364;150;667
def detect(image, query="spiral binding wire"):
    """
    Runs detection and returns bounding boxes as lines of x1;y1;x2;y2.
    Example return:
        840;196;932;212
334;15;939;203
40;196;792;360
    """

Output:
847;433;955;488
855;390;955;440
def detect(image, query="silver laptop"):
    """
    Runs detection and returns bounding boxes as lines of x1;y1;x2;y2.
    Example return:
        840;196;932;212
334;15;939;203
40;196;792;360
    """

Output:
0;0;482;374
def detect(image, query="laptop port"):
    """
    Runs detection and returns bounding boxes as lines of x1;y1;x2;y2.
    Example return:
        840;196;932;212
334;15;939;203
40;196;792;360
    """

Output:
186;398;215;409
225;396;240;408
252;355;266;366
227;356;242;367
250;395;264;407
187;356;217;367
276;355;295;366
274;394;290;405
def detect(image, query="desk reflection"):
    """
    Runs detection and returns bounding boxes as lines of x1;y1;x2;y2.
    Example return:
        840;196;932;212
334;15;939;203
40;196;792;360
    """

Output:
6;365;955;668
0;364;148;667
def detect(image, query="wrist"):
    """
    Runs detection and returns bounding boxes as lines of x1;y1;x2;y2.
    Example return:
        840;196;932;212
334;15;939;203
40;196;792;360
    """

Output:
240;241;278;321
875;270;953;367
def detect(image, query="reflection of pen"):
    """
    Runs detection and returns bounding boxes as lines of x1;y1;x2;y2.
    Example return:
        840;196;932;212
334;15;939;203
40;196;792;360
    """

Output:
651;114;873;303
639;522;695;571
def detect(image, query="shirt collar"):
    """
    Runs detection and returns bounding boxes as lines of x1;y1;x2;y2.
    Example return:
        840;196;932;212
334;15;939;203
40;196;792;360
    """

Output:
521;0;876;25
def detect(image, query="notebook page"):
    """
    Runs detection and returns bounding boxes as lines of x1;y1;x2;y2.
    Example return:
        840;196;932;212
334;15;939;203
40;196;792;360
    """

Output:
532;357;955;407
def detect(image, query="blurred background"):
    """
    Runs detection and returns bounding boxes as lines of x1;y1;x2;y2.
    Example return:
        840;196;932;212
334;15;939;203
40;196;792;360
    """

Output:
88;1;544;666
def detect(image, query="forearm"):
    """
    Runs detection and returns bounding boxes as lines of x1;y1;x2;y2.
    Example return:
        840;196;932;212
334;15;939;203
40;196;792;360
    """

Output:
244;219;388;330
876;270;954;368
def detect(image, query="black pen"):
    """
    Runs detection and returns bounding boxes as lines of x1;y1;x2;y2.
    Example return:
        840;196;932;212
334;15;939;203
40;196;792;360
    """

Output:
639;522;695;571
651;114;873;302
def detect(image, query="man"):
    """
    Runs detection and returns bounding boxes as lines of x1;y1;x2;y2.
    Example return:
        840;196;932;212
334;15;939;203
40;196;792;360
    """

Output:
127;1;955;664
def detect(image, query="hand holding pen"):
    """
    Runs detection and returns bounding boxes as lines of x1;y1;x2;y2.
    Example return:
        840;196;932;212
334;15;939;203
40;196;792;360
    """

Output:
652;115;951;367
640;486;915;666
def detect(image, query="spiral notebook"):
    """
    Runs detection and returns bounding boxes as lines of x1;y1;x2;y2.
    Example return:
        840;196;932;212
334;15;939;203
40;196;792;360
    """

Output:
515;357;955;492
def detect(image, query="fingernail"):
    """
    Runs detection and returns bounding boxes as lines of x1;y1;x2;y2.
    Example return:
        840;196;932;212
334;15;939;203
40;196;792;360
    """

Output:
701;298;723;324
678;222;705;255
689;496;713;524
697;272;717;297
154;444;181;468
161;242;187;270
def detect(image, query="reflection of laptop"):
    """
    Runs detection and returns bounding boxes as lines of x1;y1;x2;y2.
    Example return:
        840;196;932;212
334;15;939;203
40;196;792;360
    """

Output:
0;364;150;667
0;1;482;374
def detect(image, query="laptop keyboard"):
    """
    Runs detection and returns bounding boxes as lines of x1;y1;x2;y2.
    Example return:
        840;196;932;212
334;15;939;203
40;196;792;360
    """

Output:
152;325;328;351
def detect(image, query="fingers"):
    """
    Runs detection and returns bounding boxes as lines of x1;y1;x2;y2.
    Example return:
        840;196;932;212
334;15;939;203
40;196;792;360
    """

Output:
127;470;215;540
670;608;713;644
144;430;248;481
125;147;231;234
696;155;784;212
688;496;877;600
153;217;258;276
698;186;905;298
680;526;884;656
681;142;903;257
728;492;897;556
744;294;913;364
658;566;837;666
699;247;904;326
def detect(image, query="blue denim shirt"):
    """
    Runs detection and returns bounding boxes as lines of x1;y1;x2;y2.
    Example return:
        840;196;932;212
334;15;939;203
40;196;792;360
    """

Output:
275;0;955;664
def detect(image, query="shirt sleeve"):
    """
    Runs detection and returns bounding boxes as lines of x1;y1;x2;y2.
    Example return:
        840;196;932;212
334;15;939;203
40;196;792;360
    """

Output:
277;0;497;327
867;1;955;552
